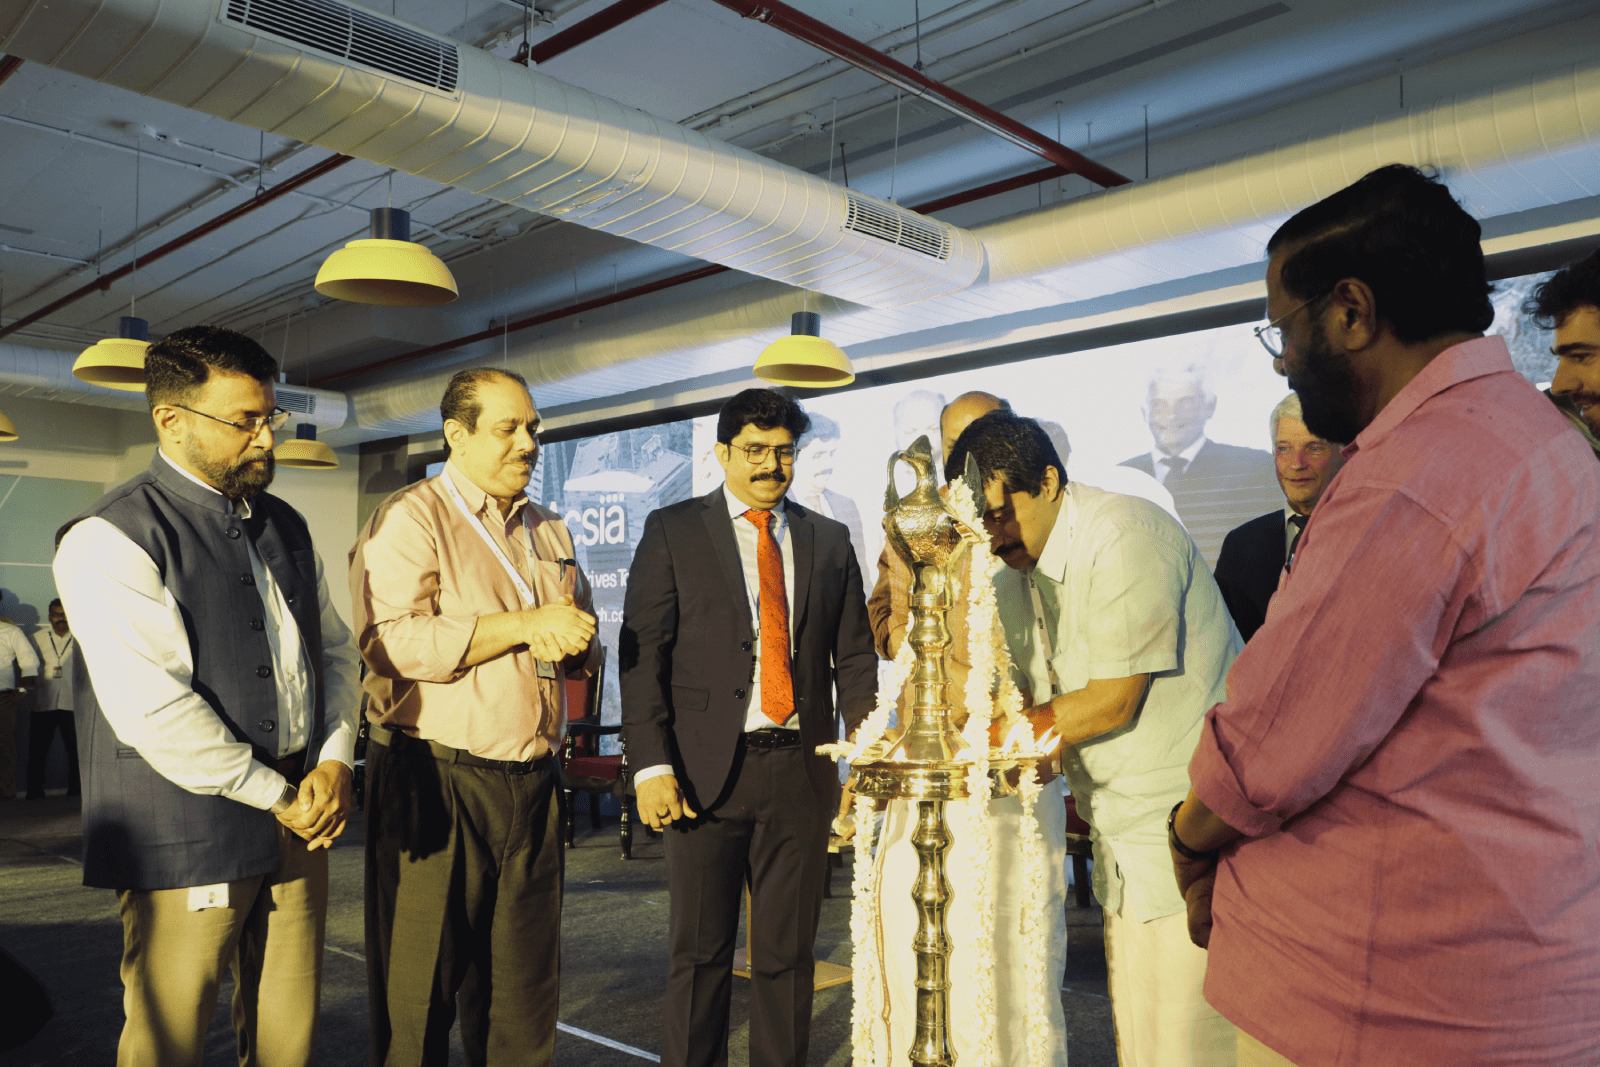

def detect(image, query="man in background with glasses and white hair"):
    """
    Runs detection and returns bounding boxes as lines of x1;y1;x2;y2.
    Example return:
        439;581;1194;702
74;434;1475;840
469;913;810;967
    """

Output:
1212;392;1345;641
1118;360;1280;566
54;325;360;1067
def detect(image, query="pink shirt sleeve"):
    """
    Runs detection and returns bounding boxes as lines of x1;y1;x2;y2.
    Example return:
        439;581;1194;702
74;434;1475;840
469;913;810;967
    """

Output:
1190;483;1475;838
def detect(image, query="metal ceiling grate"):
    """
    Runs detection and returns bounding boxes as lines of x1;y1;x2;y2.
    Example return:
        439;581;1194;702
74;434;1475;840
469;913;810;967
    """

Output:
275;386;317;415
224;0;459;93
842;193;951;260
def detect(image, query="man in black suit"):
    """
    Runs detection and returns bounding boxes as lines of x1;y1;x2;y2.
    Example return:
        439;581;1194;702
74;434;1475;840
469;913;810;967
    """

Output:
1212;392;1346;640
621;388;877;1067
1119;362;1280;566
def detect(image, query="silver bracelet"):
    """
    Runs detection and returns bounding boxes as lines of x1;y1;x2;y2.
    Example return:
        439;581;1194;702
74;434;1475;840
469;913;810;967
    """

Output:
269;782;299;815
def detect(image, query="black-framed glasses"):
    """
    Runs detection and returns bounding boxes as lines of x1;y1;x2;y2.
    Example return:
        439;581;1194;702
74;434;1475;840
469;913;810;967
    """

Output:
731;443;796;464
174;404;290;437
1254;295;1324;358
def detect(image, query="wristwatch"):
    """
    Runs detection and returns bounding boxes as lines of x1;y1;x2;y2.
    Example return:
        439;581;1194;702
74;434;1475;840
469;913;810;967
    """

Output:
269;782;299;815
1168;801;1219;861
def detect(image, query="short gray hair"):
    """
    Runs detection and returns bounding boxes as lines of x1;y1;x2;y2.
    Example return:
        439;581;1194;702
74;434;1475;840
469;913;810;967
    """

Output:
1268;392;1303;443
1148;360;1214;403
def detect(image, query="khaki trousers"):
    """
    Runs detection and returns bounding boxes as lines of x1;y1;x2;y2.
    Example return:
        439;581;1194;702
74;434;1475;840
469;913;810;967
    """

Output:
1104;900;1235;1067
1237;1029;1299;1066
116;822;328;1067
0;690;20;798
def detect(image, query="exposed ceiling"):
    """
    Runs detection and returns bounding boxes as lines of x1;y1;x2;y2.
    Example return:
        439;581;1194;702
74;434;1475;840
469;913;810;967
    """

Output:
1;0;1598;445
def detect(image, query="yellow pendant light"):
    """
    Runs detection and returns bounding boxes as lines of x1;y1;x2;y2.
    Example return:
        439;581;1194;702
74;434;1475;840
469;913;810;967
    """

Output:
73;315;150;391
753;311;854;388
275;423;339;469
0;410;17;442
315;208;458;306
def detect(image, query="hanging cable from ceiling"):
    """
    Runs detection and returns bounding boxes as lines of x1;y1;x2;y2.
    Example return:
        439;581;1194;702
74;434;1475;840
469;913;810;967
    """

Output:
913;0;924;71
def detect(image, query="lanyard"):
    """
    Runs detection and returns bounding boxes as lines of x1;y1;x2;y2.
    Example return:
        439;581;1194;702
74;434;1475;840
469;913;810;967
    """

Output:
440;470;539;608
48;633;73;662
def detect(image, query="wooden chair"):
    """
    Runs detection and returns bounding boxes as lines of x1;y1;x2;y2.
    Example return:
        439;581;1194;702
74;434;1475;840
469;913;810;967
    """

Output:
560;650;634;859
1064;793;1094;909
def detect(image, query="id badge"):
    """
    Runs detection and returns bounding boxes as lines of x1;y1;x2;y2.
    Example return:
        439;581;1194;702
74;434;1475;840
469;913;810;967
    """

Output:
52;666;62;678
536;660;557;680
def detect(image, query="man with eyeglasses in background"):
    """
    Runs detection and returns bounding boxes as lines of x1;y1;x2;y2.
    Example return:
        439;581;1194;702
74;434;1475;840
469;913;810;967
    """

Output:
1212;393;1345;641
54;325;360;1067
621;388;876;1067
1169;165;1600;1067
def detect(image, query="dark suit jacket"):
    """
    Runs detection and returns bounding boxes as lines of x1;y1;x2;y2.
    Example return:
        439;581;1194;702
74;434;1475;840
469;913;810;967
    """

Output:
1120;439;1281;566
619;488;877;813
1212;509;1288;642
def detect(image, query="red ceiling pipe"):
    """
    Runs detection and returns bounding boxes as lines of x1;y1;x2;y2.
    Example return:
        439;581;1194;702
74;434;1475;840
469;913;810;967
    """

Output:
0;55;23;86
315;167;1088;385
0;152;353;341
708;0;1130;189
525;0;671;64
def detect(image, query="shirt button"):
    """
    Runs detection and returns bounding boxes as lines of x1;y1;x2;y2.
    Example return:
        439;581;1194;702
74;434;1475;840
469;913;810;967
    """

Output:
256;665;272;678
226;528;241;539
741;640;752;652
259;720;275;732
250;619;264;631
241;574;255;586
734;688;746;699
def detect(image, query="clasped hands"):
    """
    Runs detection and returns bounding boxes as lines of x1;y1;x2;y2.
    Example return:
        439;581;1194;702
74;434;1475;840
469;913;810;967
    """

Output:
522;594;597;662
276;759;352;851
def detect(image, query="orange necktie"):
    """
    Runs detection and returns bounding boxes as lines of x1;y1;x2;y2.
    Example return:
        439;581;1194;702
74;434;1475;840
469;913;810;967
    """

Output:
744;508;794;725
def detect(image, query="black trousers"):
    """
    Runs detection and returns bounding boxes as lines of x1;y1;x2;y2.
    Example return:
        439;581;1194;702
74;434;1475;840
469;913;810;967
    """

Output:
25;709;79;799
662;744;831;1067
364;730;564;1067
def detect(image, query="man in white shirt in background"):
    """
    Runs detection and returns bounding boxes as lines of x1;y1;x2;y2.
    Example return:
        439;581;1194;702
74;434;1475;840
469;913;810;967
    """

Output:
0;611;40;800
24;598;79;799
951;409;1240;1067
54;325;359;1067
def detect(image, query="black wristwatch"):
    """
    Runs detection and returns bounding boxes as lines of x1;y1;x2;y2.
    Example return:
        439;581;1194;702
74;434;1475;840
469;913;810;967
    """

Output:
1168;801;1218;862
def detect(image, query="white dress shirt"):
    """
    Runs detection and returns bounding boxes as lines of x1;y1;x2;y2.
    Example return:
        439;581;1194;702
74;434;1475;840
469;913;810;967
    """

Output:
53;451;360;812
997;482;1240;921
1148;435;1207;485
33;629;75;711
634;484;799;789
0;620;40;692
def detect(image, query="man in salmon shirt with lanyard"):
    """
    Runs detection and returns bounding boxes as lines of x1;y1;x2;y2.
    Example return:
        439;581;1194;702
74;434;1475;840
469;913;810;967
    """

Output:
1169;165;1600;1067
350;367;599;1067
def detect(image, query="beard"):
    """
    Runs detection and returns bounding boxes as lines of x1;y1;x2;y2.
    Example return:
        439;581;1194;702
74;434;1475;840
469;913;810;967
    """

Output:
186;439;276;499
1288;316;1364;446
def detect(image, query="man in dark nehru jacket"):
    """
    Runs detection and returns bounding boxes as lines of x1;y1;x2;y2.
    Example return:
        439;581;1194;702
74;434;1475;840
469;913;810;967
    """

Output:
54;325;360;1067
1171;165;1600;1067
622;387;877;1067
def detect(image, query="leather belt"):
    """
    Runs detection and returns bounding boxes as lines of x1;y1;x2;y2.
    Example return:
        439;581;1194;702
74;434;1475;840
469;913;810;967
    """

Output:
371;725;555;776
743;729;802;750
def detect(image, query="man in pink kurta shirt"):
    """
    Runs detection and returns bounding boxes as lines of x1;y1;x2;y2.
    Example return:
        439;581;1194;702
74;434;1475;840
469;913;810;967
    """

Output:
1169;166;1600;1067
351;368;599;1067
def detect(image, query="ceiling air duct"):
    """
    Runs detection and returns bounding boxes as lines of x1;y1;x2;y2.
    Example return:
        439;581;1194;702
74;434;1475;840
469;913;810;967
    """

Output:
0;0;984;310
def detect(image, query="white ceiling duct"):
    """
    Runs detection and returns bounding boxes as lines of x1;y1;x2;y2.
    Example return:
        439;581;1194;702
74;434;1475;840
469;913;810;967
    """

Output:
0;0;984;310
338;62;1600;442
0;341;350;427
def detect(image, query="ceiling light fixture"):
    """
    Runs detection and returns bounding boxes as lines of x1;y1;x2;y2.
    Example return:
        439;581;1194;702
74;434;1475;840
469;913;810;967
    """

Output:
275;422;339;469
314;208;458;306
73;315;150;391
753;311;854;388
0;410;17;441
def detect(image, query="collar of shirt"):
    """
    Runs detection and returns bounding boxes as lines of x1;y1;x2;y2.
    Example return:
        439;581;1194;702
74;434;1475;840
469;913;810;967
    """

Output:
723;482;787;535
1150;433;1208;473
444;458;528;527
1345;335;1512;460
158;449;253;518
1031;482;1079;586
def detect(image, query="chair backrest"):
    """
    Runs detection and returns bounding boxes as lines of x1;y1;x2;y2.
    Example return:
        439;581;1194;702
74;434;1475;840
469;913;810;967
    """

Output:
563;648;607;758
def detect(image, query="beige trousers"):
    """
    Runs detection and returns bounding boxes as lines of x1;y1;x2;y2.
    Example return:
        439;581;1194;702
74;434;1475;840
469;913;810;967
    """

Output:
1104;900;1236;1067
1237;1030;1299;1066
116;822;328;1067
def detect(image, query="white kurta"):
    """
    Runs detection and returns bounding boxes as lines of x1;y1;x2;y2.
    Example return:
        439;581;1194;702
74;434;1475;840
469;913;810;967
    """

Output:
871;782;1070;1067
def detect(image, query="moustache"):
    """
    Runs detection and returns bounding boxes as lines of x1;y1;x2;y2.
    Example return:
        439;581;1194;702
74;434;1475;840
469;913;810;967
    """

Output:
992;541;1024;557
752;471;788;484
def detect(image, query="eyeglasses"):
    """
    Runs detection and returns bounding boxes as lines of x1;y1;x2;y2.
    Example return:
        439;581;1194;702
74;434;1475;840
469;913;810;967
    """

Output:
731;443;796;464
174;404;290;437
1254;295;1325;358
